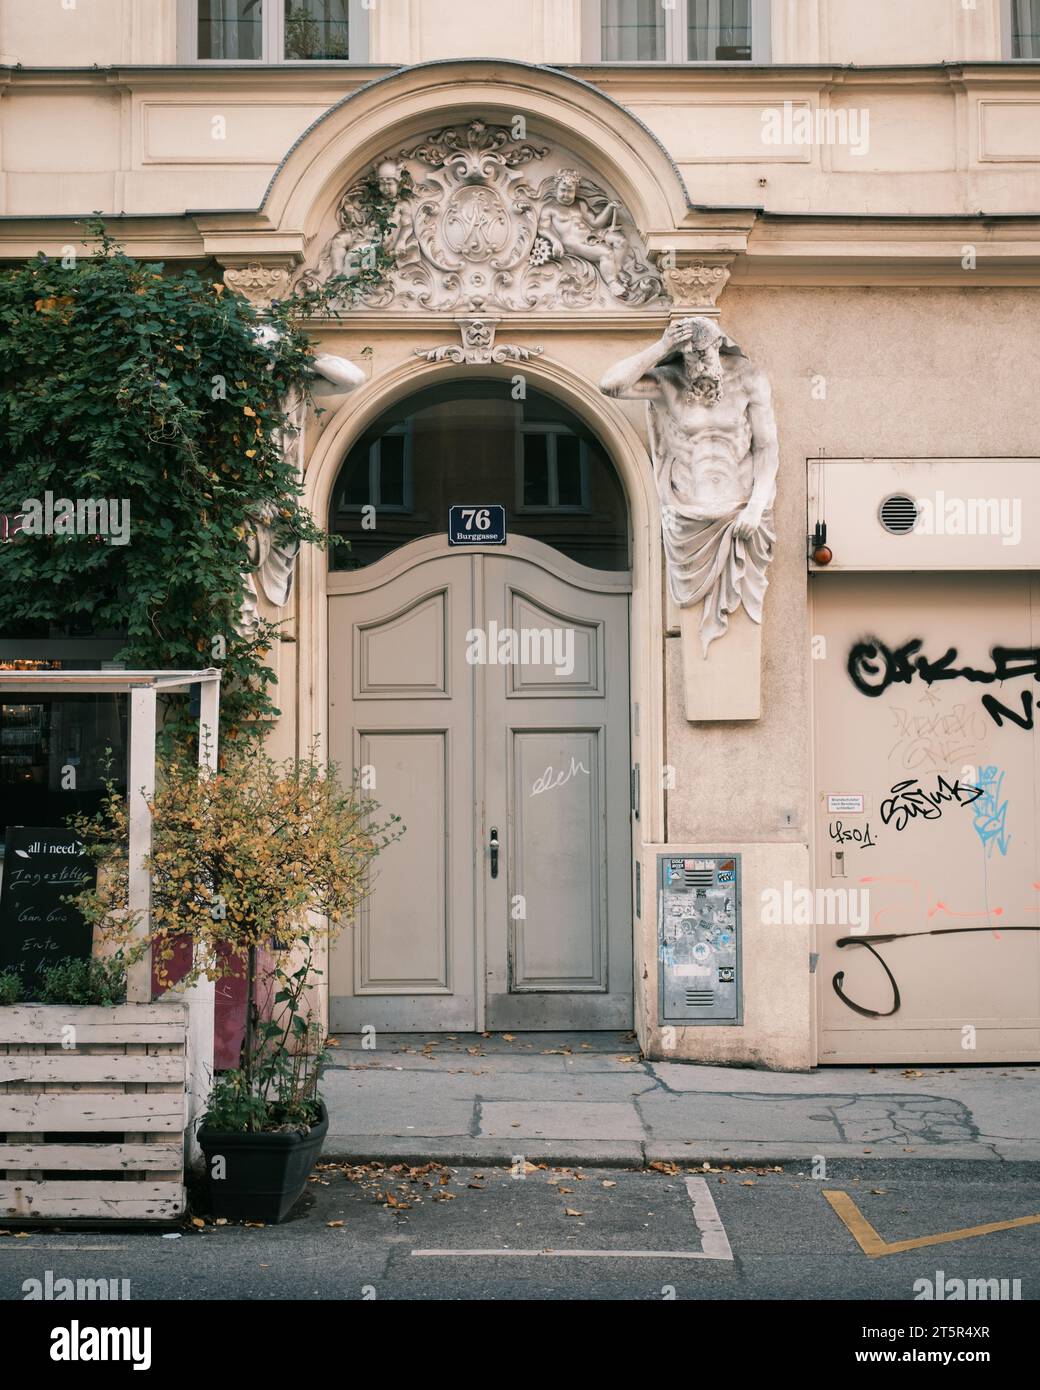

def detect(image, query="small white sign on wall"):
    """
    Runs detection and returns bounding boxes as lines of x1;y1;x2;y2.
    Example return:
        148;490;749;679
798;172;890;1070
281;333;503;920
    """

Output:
827;794;865;815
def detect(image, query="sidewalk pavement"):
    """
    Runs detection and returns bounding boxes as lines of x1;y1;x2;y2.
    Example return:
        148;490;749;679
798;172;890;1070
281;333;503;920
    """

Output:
321;1031;1040;1168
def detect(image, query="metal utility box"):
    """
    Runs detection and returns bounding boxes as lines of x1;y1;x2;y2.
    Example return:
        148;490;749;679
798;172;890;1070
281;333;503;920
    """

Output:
658;854;742;1025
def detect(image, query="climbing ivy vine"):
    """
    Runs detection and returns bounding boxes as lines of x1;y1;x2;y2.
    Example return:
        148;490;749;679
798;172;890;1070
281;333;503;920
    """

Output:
0;197;395;745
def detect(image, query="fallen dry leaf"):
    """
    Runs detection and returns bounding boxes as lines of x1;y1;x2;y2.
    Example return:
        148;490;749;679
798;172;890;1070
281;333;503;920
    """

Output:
501;1033;516;1041
563;1208;584;1217
326;1220;345;1227
602;1180;616;1188
649;1161;679;1176
191;1217;206;1228
741;1180;755;1186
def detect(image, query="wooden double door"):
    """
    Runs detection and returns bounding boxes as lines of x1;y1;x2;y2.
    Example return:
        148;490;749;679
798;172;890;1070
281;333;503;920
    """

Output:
328;536;633;1032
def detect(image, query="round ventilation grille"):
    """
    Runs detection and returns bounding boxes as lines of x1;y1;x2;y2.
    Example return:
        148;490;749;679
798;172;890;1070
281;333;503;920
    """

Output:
878;493;918;534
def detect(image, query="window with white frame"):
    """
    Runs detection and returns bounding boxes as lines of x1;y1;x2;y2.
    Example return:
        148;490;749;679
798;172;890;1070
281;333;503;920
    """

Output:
585;0;770;62
181;0;368;62
339;425;413;512
517;425;591;513
1007;0;1040;57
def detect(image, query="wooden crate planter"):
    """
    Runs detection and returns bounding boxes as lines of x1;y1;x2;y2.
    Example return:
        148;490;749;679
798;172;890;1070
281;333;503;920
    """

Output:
0;1002;188;1222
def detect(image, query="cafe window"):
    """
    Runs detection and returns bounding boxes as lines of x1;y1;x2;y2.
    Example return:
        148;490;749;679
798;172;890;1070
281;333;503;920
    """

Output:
182;0;368;61
0;692;127;854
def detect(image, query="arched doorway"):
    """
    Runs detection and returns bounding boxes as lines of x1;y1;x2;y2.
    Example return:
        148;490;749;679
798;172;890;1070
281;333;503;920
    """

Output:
326;380;633;1032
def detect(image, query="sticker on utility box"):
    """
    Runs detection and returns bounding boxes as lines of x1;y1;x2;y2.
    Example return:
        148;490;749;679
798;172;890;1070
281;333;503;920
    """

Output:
448;504;506;546
827;794;865;815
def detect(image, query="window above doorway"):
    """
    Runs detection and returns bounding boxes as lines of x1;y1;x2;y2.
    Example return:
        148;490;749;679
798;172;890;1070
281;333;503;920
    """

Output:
583;0;771;63
180;0;369;62
329;381;630;574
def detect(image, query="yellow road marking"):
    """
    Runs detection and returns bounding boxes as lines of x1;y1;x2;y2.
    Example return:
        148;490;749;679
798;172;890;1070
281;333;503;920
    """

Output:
823;1190;1040;1259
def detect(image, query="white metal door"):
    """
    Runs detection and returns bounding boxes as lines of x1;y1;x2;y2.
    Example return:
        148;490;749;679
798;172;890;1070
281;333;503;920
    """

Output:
812;572;1040;1062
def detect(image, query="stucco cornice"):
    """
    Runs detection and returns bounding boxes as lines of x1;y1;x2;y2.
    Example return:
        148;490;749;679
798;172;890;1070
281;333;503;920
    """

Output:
3;211;1040;288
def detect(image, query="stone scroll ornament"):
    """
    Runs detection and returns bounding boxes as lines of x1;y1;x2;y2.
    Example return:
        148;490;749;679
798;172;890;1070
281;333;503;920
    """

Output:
237;325;365;635
295;121;666;313
601;317;779;655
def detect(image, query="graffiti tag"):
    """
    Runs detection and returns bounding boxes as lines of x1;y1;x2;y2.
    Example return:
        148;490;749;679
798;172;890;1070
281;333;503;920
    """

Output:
879;776;983;832
970;765;1011;858
848;639;1039;731
828;820;877;849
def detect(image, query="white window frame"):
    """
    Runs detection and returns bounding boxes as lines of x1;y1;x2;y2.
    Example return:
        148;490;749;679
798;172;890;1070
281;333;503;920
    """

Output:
338;425;413;513
178;0;369;63
516;425;592;514
1003;0;1040;58
582;0;771;63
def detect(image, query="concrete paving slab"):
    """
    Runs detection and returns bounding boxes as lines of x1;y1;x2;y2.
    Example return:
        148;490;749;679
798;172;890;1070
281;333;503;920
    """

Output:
478;1100;645;1141
318;1035;1040;1167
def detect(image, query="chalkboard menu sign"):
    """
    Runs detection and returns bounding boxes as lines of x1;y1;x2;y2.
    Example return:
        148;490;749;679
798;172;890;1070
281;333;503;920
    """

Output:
0;826;95;989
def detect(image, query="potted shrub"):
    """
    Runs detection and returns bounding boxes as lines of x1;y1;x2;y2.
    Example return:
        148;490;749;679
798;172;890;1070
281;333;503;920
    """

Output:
197;946;331;1222
73;740;402;1222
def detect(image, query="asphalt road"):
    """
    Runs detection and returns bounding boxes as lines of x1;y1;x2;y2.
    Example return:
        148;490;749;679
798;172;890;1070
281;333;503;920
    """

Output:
1;1159;1036;1303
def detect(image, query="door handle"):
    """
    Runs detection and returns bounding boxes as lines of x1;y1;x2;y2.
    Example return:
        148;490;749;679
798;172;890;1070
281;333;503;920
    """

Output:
489;827;500;879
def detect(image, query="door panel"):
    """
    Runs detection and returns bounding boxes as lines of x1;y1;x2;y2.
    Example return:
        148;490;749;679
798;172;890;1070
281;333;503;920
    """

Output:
813;573;1040;1063
483;553;633;1029
329;541;633;1032
329;556;477;1031
355;730;451;991
510;728;606;991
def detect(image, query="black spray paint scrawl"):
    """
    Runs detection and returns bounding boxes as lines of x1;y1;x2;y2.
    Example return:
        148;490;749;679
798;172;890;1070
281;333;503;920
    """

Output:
847;638;1040;730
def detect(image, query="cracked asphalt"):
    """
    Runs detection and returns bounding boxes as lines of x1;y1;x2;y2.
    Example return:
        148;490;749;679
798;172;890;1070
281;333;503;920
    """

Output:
320;1032;1040;1166
2;1160;1036;1302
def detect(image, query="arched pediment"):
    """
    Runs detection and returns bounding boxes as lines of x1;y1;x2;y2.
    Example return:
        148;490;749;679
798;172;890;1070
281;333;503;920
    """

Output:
258;60;690;312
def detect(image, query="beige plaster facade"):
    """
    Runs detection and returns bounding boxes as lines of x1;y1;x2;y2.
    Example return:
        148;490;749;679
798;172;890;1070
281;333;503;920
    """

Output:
2;1;1038;1068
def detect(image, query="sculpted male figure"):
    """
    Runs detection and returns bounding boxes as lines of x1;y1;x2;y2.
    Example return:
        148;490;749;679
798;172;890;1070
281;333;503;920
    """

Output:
601;316;779;654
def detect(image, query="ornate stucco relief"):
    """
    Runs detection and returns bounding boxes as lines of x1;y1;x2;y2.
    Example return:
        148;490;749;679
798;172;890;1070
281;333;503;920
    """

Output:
296;120;667;314
413;318;544;365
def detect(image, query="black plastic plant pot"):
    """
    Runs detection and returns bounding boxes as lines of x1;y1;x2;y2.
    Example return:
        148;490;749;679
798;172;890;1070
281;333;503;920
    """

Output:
197;1102;329;1224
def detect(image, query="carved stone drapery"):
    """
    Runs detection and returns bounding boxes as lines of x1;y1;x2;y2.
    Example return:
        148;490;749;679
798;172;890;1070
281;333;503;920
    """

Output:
296;120;667;314
237;328;366;636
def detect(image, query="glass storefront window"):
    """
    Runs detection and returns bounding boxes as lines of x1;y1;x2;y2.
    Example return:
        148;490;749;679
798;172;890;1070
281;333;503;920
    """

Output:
328;381;630;573
0;693;127;853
